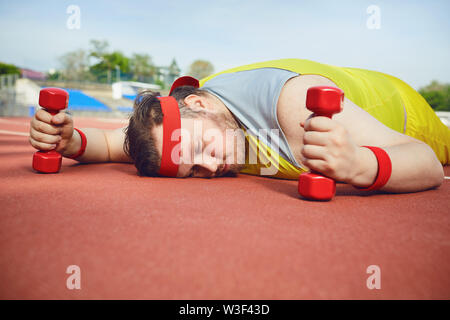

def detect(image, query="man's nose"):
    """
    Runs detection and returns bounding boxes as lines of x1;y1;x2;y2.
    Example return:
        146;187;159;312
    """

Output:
199;155;219;177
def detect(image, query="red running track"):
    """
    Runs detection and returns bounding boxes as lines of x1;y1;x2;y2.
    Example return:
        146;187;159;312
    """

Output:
0;117;449;299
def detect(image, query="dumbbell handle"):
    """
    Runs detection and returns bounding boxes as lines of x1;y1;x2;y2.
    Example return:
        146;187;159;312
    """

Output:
46;109;59;115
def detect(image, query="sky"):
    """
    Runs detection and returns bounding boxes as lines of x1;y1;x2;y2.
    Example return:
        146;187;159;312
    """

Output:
0;0;449;89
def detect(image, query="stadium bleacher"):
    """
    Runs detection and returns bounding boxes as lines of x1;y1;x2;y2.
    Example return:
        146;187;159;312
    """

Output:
117;106;133;113
122;94;137;101
64;89;111;112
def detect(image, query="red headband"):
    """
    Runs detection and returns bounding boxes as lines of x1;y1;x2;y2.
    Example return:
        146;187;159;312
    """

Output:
158;96;181;176
158;76;200;177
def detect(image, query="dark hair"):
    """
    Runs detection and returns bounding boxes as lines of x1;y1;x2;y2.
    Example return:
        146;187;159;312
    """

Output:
124;86;207;176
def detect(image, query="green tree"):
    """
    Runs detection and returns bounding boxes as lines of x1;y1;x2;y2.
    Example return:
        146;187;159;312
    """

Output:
129;53;155;82
419;80;450;111
168;58;181;77
90;50;130;83
88;39;128;83
89;39;109;61
0;62;20;75
187;60;214;80
105;51;130;73
59;49;92;81
46;70;62;81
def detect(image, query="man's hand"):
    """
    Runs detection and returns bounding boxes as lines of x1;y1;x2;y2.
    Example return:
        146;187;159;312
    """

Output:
29;109;76;157
300;115;364;184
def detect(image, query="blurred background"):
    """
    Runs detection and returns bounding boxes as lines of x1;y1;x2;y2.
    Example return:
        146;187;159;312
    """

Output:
0;0;449;124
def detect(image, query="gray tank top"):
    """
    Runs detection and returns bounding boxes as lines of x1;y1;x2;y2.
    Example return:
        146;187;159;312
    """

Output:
201;68;301;167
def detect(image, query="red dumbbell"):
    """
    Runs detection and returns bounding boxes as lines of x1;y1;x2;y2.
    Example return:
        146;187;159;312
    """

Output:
298;86;344;200
32;88;69;173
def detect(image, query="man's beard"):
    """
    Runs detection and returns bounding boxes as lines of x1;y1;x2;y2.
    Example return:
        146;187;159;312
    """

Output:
207;111;246;176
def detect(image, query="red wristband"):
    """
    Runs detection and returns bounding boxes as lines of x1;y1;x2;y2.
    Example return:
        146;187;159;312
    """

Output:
68;128;87;159
355;146;392;191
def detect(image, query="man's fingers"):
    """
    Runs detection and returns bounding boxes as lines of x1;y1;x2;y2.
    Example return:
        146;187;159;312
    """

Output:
31;117;62;135
29;109;71;153
301;144;327;161
303;116;334;132
303;158;328;174
51;111;72;125
30;127;61;144
303;131;328;146
35;108;53;123
29;136;57;151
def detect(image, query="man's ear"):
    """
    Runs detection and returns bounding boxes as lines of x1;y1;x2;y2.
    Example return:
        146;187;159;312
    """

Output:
183;94;211;110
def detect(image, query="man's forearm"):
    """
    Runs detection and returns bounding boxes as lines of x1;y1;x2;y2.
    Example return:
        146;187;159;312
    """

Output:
63;128;110;163
351;142;444;193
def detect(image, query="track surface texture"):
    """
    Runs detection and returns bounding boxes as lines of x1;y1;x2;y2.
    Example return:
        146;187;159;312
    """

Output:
1;117;449;299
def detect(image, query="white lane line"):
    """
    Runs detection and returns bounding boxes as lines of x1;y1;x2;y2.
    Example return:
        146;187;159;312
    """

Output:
0;118;29;125
0;129;28;136
97;118;129;124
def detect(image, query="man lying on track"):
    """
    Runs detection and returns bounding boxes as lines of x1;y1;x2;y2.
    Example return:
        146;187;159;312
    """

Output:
29;59;450;193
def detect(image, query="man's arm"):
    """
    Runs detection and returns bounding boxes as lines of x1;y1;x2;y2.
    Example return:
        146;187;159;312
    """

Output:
279;74;444;193
353;139;444;193
63;126;132;163
29;109;132;163
301;95;444;193
334;97;444;192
